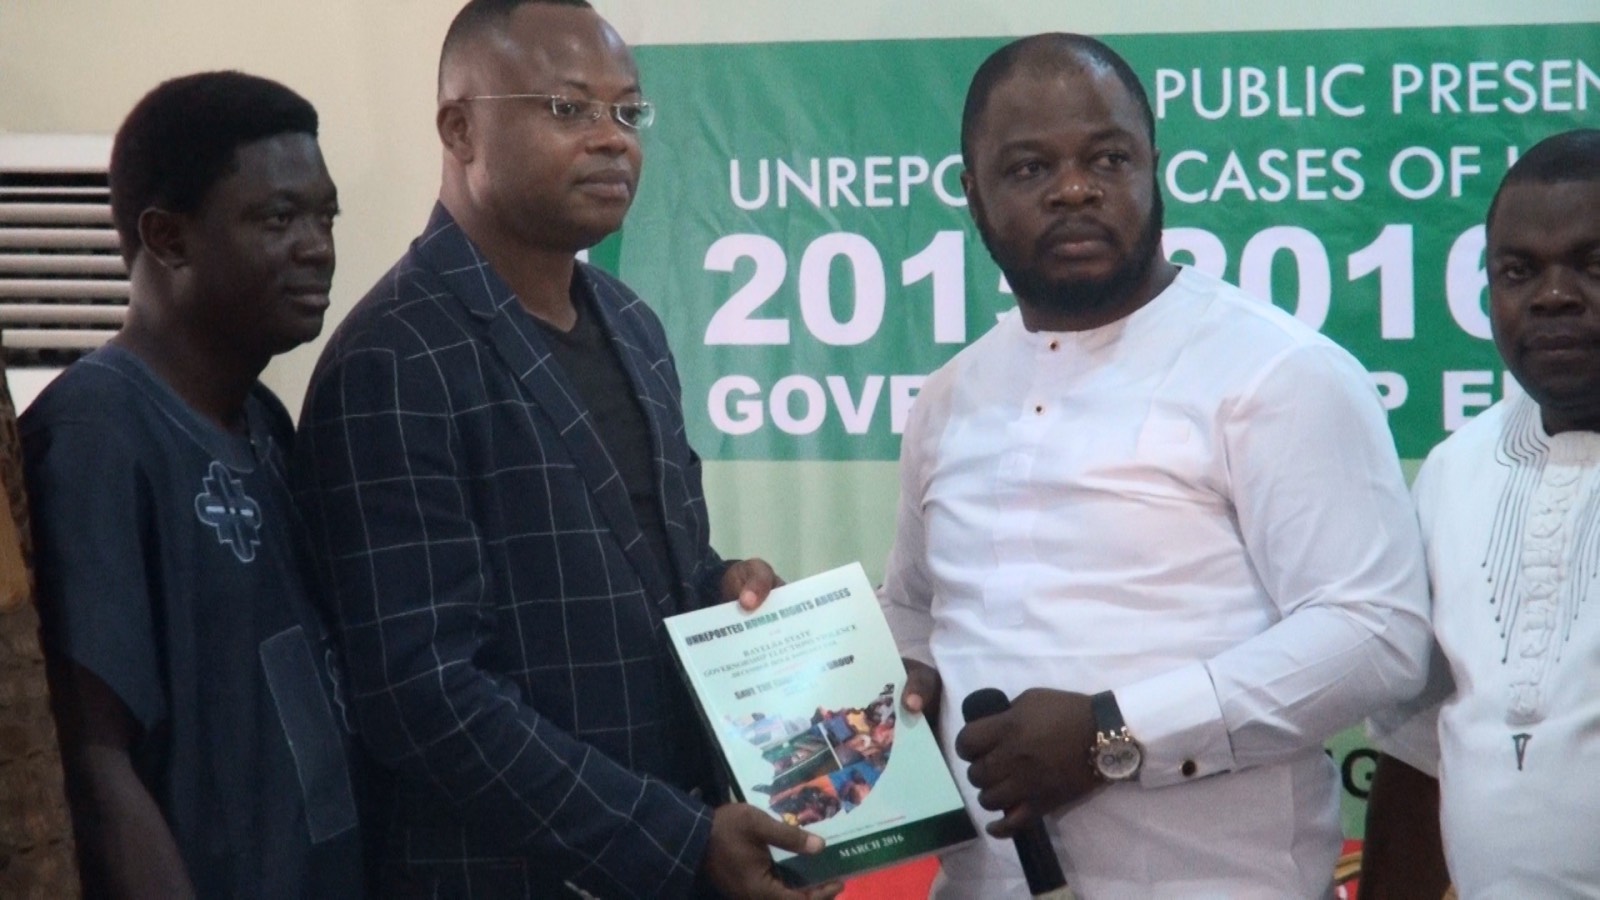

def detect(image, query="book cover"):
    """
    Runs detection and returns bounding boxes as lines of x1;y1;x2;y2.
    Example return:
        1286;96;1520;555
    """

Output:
664;562;975;884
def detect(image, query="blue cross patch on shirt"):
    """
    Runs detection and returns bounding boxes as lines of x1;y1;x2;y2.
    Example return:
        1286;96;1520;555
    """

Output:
194;460;263;563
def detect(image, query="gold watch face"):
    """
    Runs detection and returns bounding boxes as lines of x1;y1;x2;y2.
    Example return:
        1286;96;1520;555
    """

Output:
1095;734;1142;781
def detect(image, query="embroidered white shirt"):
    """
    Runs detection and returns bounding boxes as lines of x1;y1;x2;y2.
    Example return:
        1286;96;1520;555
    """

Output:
883;266;1431;898
1372;394;1600;898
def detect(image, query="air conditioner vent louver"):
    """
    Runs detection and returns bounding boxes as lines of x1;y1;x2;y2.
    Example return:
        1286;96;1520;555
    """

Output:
0;157;128;368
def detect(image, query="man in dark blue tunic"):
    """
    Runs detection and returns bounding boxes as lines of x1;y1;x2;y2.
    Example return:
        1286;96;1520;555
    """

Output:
22;71;362;899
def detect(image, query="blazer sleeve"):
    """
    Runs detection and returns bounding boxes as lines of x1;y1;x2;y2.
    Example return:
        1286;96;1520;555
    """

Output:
292;339;713;899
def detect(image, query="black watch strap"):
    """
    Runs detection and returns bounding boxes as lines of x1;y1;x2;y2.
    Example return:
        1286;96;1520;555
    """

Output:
1090;690;1126;734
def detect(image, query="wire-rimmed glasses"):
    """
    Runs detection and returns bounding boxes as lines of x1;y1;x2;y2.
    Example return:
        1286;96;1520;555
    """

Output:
456;93;656;130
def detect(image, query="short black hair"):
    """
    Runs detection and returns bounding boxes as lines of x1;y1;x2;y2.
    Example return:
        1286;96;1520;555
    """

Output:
109;71;318;263
961;33;1155;169
438;0;593;91
1486;128;1600;231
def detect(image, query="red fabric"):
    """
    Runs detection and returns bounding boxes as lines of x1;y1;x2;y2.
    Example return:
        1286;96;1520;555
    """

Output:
840;858;940;900
840;839;1363;897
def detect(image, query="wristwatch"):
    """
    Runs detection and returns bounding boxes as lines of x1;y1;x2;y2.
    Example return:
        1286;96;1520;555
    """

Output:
1089;690;1143;782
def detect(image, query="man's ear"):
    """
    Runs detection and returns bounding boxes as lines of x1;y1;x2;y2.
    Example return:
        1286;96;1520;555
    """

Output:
437;102;476;164
137;207;187;270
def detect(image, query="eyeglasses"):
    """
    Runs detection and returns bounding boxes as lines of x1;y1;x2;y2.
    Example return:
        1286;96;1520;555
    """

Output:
456;93;656;130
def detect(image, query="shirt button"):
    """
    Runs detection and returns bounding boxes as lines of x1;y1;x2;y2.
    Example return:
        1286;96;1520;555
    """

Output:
1049;340;1059;351
1034;405;1044;414
1181;760;1198;777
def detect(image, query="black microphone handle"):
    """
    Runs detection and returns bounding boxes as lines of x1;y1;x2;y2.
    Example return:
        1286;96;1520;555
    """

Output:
961;688;1071;898
1014;826;1071;897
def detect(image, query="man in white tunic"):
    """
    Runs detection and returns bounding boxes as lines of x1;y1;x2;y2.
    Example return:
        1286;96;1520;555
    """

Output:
880;34;1433;899
1362;129;1600;900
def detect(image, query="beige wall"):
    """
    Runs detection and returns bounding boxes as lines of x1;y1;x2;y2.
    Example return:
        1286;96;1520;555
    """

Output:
611;0;1598;44
1;1;454;411
2;0;1593;415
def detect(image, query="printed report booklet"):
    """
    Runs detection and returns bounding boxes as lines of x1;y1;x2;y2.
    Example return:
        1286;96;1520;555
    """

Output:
664;562;976;884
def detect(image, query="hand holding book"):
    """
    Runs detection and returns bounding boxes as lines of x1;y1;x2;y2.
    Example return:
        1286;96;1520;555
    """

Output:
666;563;977;886
702;803;843;900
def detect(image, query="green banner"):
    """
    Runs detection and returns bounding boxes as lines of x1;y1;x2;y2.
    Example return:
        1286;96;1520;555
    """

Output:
615;24;1596;461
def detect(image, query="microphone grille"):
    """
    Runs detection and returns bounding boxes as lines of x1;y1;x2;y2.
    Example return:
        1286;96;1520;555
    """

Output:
962;687;1011;722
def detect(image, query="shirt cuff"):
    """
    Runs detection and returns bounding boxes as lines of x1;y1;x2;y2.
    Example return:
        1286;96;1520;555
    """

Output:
699;556;735;605
1366;706;1441;778
877;584;934;669
1114;663;1235;789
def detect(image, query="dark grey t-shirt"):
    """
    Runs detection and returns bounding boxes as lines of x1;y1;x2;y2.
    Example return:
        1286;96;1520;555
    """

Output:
23;345;363;899
533;282;719;797
534;282;675;587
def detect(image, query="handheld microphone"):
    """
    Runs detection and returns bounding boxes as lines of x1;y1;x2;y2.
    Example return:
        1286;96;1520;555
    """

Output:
962;688;1074;900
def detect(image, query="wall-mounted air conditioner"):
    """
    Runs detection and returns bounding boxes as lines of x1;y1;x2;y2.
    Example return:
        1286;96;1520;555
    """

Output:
0;133;126;412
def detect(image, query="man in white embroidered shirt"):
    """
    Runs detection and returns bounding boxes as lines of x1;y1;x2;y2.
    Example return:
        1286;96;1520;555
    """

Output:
1360;129;1600;900
879;34;1432;898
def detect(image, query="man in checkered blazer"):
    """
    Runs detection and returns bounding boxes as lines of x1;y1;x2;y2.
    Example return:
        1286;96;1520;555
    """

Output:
292;2;840;898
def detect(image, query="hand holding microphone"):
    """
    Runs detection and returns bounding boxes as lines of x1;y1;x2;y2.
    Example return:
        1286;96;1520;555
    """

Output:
959;687;1108;900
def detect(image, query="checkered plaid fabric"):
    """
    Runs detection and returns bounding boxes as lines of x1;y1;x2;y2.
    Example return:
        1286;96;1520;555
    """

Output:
293;205;725;898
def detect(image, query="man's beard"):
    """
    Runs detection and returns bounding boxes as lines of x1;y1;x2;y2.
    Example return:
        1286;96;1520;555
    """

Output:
982;189;1166;319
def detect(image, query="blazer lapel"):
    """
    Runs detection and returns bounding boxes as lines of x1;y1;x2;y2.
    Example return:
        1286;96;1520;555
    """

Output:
412;206;677;612
583;270;697;611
